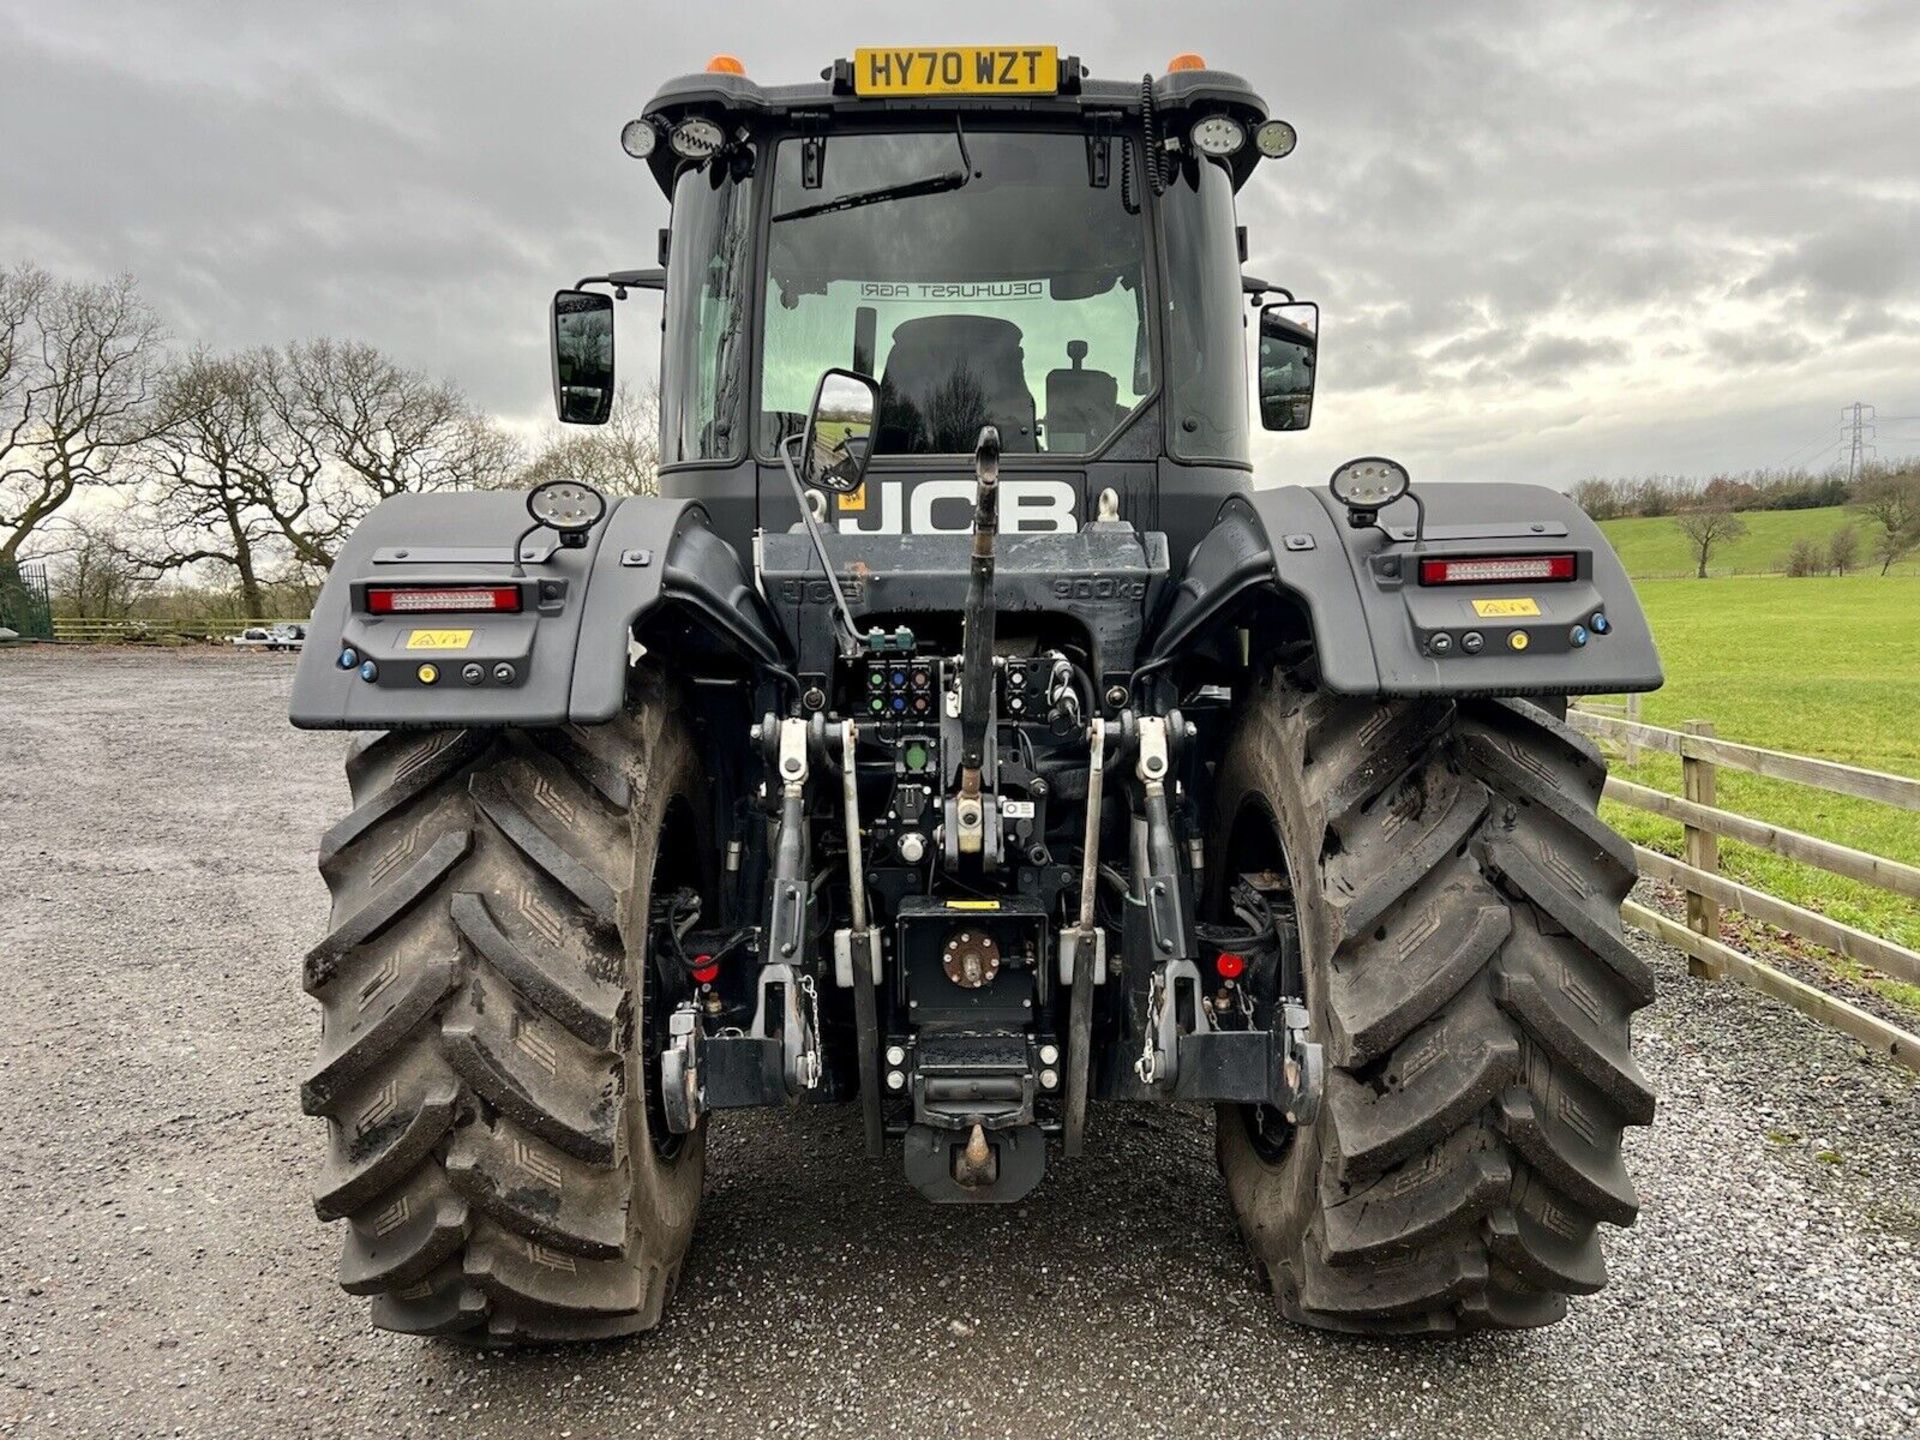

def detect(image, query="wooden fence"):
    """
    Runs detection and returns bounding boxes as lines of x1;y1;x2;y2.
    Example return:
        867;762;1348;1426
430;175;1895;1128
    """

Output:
1569;705;1920;1073
47;616;310;643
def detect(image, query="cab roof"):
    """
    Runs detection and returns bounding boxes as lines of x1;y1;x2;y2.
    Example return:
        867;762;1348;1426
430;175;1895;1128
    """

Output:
635;58;1274;195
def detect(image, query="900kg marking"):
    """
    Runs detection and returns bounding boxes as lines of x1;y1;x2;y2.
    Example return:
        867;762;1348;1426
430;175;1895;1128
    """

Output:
1053;577;1146;600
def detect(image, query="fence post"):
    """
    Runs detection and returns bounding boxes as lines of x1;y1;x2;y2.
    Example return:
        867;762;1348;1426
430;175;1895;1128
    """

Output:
1681;719;1720;977
1625;692;1642;767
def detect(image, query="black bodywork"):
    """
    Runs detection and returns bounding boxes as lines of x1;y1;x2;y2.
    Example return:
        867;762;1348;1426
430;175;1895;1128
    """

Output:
290;55;1660;1204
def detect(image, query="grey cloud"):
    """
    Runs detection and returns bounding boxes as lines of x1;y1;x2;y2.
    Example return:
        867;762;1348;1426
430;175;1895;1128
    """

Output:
4;0;1918;486
1746;207;1920;307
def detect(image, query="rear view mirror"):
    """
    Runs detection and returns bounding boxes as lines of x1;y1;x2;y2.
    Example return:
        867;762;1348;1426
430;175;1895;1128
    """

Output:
550;290;615;425
802;369;879;494
1258;300;1318;432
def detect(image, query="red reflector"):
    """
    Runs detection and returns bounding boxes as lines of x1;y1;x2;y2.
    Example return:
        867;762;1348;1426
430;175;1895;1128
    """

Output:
691;955;719;985
366;585;523;614
1216;952;1247;980
1418;554;1576;585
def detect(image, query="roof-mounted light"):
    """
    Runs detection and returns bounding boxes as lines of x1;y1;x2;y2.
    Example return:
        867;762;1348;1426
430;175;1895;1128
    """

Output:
1166;53;1207;72
1254;118;1297;159
619;118;658;160
1190;114;1245;158
706;54;746;75
668;116;727;160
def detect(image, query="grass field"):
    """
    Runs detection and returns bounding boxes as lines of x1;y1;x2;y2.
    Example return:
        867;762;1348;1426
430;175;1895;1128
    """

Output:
1590;575;1920;1012
1597;505;1919;578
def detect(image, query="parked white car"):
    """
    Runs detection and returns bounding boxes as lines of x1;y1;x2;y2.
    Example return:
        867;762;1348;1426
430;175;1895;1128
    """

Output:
230;624;305;651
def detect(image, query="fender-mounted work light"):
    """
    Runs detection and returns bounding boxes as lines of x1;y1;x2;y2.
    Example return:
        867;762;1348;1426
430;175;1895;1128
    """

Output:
527;479;608;540
1329;456;1410;511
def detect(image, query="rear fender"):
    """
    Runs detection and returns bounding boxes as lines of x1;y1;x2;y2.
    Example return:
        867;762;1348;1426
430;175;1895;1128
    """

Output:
1147;483;1661;698
289;491;781;729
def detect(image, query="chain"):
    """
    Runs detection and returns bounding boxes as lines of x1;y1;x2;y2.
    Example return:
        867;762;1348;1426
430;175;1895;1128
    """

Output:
798;973;823;1089
1134;968;1166;1085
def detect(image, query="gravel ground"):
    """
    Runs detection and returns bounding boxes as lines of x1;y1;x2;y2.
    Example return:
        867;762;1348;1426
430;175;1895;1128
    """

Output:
1;649;1916;1440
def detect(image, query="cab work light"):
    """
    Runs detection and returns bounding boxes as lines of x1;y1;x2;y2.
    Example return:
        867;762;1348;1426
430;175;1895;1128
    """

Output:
1418;554;1576;585
365;585;524;615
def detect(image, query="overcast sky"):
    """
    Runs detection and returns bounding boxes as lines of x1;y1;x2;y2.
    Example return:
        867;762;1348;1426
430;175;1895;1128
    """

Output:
5;0;1918;487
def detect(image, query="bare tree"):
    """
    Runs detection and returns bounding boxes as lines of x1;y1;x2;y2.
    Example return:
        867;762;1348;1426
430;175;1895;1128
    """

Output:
1825;524;1859;576
131;350;284;619
1570;477;1626;520
251;339;520;571
50;519;149;619
1851;466;1920;575
514;385;660;496
1673;505;1749;578
0;266;166;563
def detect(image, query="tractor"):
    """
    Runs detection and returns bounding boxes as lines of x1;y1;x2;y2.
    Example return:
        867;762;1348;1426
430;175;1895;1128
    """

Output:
290;46;1662;1342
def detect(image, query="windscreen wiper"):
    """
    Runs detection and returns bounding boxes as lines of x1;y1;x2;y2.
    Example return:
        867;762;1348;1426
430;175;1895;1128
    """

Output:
773;117;976;223
774;171;967;223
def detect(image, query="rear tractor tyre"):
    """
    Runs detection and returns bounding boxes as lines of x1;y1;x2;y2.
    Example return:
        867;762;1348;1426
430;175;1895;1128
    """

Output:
300;671;709;1343
1210;673;1654;1334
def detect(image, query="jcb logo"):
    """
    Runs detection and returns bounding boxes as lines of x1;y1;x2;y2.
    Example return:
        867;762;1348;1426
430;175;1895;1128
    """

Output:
837;479;1078;535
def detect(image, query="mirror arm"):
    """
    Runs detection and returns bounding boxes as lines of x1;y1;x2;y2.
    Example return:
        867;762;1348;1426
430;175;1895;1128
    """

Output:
779;434;865;658
574;269;667;296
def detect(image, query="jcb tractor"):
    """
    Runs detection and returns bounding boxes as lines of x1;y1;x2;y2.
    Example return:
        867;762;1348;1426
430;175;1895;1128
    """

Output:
291;46;1661;1342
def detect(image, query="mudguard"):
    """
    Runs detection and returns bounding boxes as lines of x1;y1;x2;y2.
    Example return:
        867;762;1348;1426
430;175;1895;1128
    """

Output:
1146;482;1661;697
289;491;780;730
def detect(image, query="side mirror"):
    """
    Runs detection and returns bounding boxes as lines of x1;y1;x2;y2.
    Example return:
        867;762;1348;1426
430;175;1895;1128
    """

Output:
801;368;880;494
1258;300;1318;432
550;289;614;425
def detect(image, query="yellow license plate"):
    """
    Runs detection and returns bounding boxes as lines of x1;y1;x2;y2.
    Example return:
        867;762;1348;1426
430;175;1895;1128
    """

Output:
852;46;1059;97
405;628;474;651
1471;598;1542;618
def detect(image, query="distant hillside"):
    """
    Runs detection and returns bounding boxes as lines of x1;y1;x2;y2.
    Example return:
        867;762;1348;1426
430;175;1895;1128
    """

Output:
1596;505;1917;578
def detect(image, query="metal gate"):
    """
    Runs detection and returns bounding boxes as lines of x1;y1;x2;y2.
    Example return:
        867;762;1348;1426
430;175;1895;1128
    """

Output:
0;560;54;639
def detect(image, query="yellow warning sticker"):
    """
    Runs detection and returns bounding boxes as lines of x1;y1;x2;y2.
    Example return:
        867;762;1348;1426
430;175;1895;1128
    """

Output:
1471;598;1541;618
948;900;1002;911
838;483;867;513
404;628;474;651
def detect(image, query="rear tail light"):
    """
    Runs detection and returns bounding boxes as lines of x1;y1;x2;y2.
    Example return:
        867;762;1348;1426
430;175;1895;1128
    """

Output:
1418;554;1576;585
365;585;523;615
